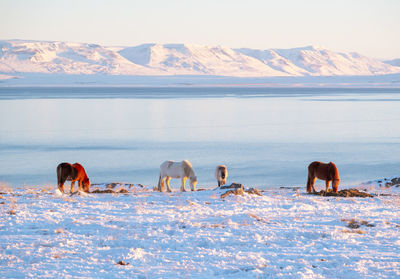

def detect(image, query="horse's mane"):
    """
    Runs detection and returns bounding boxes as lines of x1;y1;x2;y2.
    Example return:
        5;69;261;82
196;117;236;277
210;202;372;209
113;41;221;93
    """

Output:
72;163;89;180
182;160;194;177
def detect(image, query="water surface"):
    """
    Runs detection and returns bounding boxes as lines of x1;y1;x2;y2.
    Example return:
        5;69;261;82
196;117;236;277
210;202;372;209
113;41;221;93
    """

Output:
0;87;399;189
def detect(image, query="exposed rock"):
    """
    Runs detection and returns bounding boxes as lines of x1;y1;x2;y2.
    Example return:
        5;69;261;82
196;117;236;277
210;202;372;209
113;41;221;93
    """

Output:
220;183;244;190
220;183;263;198
220;188;244;198
342;229;366;234
342;218;375;229
384;177;400;187
245;188;263;196
115;260;130;266
91;189;129;194
106;183;118;189
7;209;16;215
310;188;373;198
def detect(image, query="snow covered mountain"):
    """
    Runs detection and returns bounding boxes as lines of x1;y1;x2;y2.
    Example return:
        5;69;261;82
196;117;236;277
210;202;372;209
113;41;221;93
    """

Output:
118;44;285;77
1;40;399;77
384;58;400;67
0;40;159;76
236;46;400;76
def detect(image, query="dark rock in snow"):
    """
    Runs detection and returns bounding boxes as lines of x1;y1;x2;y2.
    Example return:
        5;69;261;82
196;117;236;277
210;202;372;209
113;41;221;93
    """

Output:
310;188;373;198
245;188;263;196
384;177;400;187
220;183;244;190
91;189;129;194
220;183;263;198
116;260;130;266
221;188;244;198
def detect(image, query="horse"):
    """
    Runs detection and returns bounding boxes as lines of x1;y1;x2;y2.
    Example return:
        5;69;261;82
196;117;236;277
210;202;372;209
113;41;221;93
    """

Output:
57;162;90;194
215;165;228;187
157;160;197;192
306;161;340;193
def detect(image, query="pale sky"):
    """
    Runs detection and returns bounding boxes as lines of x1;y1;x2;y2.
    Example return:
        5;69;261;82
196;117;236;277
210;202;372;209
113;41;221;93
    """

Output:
1;0;399;59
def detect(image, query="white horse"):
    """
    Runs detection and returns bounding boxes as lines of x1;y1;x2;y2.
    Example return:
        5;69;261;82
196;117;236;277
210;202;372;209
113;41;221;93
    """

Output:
158;160;198;192
215;165;228;187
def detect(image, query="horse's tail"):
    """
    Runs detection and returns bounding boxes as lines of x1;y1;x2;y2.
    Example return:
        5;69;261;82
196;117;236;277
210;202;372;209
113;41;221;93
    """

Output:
157;173;162;192
56;164;65;193
56;165;62;186
306;175;312;193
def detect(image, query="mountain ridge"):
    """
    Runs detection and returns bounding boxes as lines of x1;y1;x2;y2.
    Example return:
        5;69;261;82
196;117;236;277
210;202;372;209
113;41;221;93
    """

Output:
1;40;399;78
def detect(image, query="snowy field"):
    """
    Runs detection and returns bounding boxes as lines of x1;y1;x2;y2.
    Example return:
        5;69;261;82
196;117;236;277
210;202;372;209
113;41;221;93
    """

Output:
1;180;399;278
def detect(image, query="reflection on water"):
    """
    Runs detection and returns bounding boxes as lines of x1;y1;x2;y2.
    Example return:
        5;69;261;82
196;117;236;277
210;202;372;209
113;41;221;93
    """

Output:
0;87;399;188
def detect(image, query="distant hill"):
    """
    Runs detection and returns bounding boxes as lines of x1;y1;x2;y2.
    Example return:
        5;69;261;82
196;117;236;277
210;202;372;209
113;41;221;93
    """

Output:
384;58;400;67
1;40;399;78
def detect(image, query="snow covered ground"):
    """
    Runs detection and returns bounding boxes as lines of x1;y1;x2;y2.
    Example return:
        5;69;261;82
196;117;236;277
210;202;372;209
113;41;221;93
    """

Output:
1;181;399;278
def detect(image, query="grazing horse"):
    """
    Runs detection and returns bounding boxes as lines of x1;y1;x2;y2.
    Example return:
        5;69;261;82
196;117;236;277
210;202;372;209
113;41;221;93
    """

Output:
57;162;90;194
158;160;197;192
215;165;228;187
306;161;340;193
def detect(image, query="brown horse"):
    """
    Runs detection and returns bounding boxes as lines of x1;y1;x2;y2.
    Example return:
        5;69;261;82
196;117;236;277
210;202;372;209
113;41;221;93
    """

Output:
57;162;90;193
306;161;340;193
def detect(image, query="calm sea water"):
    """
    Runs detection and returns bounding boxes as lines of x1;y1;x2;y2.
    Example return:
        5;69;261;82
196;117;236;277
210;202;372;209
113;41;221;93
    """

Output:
0;87;399;189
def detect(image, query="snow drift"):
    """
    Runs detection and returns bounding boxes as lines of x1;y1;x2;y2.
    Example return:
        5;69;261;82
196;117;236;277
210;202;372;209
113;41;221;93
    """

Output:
1;181;399;278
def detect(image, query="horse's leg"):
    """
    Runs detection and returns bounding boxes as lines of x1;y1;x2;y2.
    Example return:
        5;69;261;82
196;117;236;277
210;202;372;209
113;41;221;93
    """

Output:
78;180;83;192
181;177;187;192
332;179;339;193
306;174;315;193
325;180;331;192
161;178;165;191
166;177;172;192
190;179;196;191
310;177;317;193
70;181;75;193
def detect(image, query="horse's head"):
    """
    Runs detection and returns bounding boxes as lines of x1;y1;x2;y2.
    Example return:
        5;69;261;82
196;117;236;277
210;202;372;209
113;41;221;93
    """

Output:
329;162;340;193
83;177;91;193
190;175;198;191
332;179;340;193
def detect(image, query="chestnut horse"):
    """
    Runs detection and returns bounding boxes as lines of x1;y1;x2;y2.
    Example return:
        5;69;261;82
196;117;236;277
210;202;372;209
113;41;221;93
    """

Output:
306;161;340;193
57;162;90;193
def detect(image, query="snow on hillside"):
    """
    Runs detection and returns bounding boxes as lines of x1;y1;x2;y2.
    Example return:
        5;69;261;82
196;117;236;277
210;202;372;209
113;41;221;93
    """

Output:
384;58;400;67
237;46;400;76
119;44;287;77
235;48;309;76
1;40;400;77
1;182;399;278
0;40;160;76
